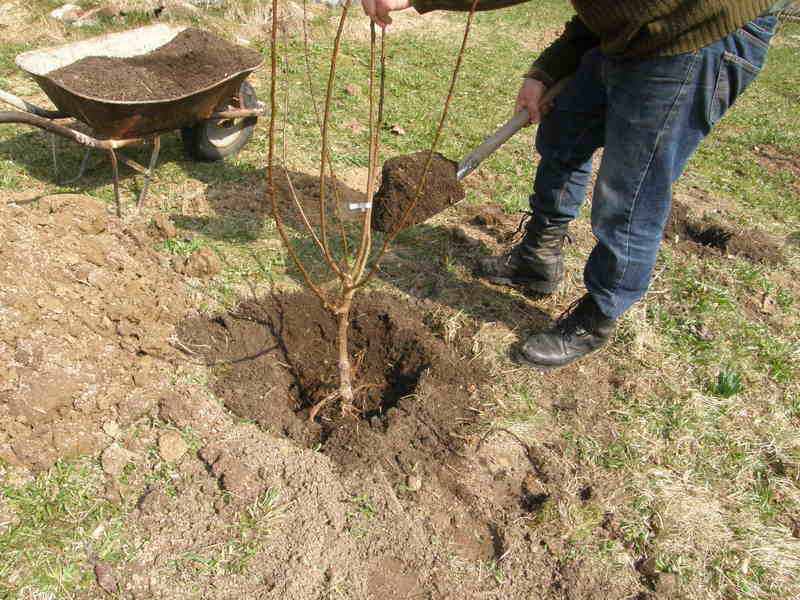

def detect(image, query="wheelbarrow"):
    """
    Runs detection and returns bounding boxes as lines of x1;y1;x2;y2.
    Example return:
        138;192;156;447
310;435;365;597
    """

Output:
0;24;265;216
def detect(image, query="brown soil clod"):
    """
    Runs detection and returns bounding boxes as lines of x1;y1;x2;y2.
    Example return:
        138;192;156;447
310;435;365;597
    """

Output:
371;151;465;233
47;28;262;102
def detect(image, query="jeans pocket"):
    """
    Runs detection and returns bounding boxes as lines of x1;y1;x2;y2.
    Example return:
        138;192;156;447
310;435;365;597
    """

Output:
708;51;761;125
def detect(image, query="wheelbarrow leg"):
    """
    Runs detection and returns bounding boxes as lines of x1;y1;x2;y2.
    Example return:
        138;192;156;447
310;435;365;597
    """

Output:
50;134;58;180
137;135;161;210
76;147;92;179
108;148;122;218
50;134;93;185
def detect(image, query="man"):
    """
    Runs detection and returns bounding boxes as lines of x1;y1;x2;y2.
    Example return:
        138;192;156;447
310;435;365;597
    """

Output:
362;0;786;368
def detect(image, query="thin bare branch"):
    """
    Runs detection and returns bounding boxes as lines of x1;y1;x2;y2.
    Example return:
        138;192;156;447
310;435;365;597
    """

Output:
268;0;331;310
351;22;381;281
302;0;351;261
363;0;481;284
318;0;352;268
279;39;327;255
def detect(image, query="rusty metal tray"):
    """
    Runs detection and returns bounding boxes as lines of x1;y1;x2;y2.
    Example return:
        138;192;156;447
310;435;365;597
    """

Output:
15;24;263;139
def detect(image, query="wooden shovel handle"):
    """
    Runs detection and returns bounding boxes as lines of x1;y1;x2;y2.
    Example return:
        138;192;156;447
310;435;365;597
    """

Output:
456;76;571;181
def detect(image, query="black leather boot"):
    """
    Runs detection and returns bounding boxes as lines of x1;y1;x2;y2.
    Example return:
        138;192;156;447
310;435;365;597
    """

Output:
476;216;569;295
517;294;616;369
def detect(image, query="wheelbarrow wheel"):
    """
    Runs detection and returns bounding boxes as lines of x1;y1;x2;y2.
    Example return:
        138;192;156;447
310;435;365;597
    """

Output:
181;80;258;162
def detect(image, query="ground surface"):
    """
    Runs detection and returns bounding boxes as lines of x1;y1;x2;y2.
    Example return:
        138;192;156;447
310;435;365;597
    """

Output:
0;185;789;599
1;3;799;600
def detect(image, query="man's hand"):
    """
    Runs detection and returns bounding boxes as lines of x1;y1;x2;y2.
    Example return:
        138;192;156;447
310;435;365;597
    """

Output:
361;0;412;27
514;78;548;125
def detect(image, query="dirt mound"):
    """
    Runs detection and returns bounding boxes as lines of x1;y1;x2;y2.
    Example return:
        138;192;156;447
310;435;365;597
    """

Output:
0;194;191;470
48;28;262;102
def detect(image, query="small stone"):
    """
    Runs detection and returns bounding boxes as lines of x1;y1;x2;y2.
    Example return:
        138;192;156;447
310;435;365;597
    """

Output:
138;487;168;515
150;213;177;240
638;556;658;577
36;296;64;314
94;560;118;594
406;474;422;492
180;247;221;278
654;572;678;596
102;421;121;438
49;3;82;22
100;445;135;477
158;431;188;462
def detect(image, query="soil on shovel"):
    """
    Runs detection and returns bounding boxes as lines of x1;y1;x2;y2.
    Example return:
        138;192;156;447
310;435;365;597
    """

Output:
47;28;262;102
372;151;465;233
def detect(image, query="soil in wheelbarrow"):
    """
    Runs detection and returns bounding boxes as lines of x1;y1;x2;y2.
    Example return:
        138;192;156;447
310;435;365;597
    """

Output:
372;151;465;233
47;28;262;102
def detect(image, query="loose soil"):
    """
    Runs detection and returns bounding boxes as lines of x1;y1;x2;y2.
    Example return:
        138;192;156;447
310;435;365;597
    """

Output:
2;183;790;599
177;290;486;466
47;28;262;102
372;151;465;233
174;290;633;599
0;193;641;599
665;197;785;265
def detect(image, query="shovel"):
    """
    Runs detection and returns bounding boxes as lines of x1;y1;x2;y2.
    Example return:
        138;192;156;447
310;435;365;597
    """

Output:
370;77;570;234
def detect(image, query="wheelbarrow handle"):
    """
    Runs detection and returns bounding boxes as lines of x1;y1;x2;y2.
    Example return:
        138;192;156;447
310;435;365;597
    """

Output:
0;111;144;149
0;89;68;119
456;77;571;181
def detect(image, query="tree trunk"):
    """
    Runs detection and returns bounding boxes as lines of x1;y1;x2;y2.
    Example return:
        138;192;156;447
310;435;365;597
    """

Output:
336;289;356;414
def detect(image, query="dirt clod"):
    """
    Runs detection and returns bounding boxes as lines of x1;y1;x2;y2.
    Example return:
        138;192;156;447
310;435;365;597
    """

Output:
372;151;465;233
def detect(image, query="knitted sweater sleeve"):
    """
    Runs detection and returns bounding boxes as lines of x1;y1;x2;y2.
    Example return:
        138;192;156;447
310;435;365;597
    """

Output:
412;0;532;14
530;15;600;84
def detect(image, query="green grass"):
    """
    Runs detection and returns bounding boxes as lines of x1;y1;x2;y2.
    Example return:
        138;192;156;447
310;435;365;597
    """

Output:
0;458;133;599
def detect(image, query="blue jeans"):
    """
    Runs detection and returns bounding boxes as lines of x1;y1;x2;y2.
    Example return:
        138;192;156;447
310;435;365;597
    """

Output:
531;15;777;319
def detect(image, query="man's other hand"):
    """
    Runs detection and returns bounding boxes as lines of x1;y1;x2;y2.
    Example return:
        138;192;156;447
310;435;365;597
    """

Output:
361;0;412;27
515;78;548;125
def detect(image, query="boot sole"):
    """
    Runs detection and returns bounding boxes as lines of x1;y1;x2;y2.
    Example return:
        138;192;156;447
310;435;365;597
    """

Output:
484;275;561;295
511;347;567;370
511;345;604;370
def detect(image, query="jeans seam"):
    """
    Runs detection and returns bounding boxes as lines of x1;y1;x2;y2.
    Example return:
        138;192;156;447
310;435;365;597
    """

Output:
736;27;771;50
553;124;598;215
612;54;698;306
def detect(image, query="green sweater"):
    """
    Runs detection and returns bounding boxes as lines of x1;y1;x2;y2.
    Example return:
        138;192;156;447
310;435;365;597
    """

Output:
411;0;781;83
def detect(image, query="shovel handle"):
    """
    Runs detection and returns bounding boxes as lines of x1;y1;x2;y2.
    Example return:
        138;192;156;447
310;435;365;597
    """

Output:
456;76;570;181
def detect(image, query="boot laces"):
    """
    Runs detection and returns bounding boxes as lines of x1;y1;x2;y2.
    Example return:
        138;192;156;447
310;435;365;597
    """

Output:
504;210;534;246
555;295;593;339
